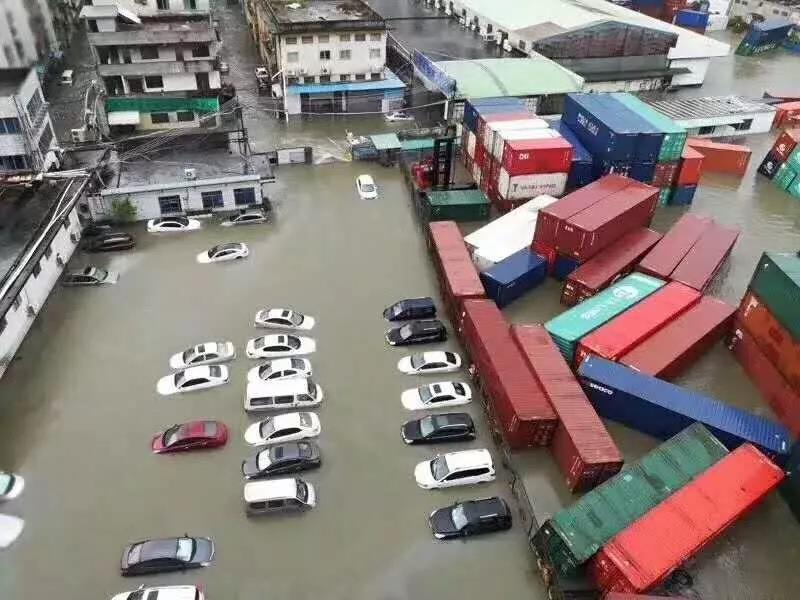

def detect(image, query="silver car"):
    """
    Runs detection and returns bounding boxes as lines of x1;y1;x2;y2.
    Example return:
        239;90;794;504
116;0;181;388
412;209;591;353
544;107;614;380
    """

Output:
62;266;118;286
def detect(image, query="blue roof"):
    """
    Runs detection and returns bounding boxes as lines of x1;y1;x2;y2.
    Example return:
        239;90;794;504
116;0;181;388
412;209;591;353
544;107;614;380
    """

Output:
287;71;406;95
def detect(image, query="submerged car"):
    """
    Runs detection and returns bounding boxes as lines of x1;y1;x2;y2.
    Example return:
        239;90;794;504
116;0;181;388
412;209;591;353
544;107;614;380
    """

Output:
386;319;447;346
146;216;201;233
244;478;316;516
85;231;135;252
110;584;205;600
414;448;495;489
151;420;228;454
196;242;249;264
244;411;321;446
156;365;230;396
383;297;436;321
384;111;414;122
356;174;377;200
62;266;118;286
241;441;321;479
169;341;235;369
120;536;214;576
0;514;24;549
401;413;476;445
247;358;312;383
397;351;461;375
0;471;25;501
221;208;268;226
401;381;472;410
254;308;315;330
428;497;512;540
245;334;316;359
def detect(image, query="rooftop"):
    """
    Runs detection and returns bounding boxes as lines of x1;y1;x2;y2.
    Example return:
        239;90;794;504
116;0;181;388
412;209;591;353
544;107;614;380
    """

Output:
286;69;405;94
269;0;382;23
0;68;31;97
646;96;777;120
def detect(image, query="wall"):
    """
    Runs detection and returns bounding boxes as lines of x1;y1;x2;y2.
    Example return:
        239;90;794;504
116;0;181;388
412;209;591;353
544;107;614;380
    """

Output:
136;108;218;131
729;0;800;23
278;30;386;79
0;0;58;68
581;77;666;92
669;57;711;87
678;109;776;137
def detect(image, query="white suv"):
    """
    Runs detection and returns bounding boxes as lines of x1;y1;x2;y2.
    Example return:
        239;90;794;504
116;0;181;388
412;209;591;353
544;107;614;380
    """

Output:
414;449;495;489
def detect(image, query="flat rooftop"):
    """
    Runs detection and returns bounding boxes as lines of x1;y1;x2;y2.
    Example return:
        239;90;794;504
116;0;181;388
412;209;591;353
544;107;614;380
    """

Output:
646;95;777;120
0;68;30;97
269;0;384;25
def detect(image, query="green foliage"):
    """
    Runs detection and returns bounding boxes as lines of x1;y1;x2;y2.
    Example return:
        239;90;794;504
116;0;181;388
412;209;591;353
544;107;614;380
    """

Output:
111;198;137;223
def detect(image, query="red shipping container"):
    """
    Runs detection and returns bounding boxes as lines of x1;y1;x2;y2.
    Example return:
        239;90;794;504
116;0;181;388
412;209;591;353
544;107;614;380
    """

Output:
589;444;784;595
477;111;533;146
533;174;633;249
473;142;487;172
670;222;739;292
772;128;800;162
685;138;751;176
427;222;485;328
637;213;713;279
676;146;705;186
606;595;689;600
729;323;800;437
501;137;573;176
651;162;678;187
774;102;800;128
620;296;735;380
459;301;557;447
555;182;659;262
575;282;701;366
511;324;623;492
463;154;474;178
561;228;662;306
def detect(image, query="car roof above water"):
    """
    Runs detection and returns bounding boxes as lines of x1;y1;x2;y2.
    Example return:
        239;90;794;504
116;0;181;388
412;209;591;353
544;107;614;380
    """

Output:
244;478;300;502
443;449;492;470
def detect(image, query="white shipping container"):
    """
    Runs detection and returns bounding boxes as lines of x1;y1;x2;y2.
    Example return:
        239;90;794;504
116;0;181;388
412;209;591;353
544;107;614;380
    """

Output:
496;169;567;201
483;118;548;151
464;195;557;252
491;128;562;160
466;131;476;158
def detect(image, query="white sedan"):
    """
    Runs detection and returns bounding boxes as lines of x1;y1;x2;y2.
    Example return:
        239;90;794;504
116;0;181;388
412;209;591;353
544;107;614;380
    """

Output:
414;449;495;490
146;216;201;233
244;411;321;446
156;365;230;396
0;514;24;549
247;357;312;383
0;472;24;501
111;585;205;600
246;334;316;359
197;242;249;264
401;381;472;410
169;341;236;369
397;351;462;375
254;308;315;330
385;111;414;122
356;174;378;200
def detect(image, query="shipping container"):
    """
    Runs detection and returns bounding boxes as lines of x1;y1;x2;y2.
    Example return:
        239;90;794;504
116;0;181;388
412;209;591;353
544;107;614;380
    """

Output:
479;113;541;147
775;105;800;129
758;151;782;180
620;296;735;379
531;424;729;578
772;128;800;161
669;185;697;206
493;128;563;162
670;222;739;291
563;94;639;162
462;97;526;134
781;442;800;523
501;136;573;176
551;118;595;189
555;183;659;262
465;130;477;158
459;299;557;447
590;444;783;595
553;254;581;281
676;145;704;186
651;162;678;187
675;9;710;28
685;138;752;176
596;95;664;163
480;249;547;307
578;356;792;461
546;273;665;363
773;162;798;190
637;213;713;279
423;189;490;222
512;324;623;492
611;93;687;162
787;146;800;172
483;117;549;153
575;283;701;365
465;195;556;252
605;595;688;600
592;160;655;184
496;170;568;201
473;142;487;172
561;228;662;306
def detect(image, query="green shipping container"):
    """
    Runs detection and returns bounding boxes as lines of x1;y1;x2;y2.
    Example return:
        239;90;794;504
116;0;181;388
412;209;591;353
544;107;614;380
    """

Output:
424;189;490;222
780;443;800;523
787;147;800;173
658;186;673;206
610;93;687;162
545;272;665;363
788;177;800;199
532;424;729;578
750;252;800;341
773;163;798;191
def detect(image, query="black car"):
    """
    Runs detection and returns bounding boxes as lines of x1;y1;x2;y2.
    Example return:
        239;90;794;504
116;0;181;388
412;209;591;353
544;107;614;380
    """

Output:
428;497;512;540
120;536;215;576
385;319;447;346
401;412;476;445
383;297;436;321
241;441;321;479
85;231;135;252
81;224;112;238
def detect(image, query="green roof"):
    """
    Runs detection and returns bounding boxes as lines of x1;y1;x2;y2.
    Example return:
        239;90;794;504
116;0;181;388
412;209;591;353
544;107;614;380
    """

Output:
400;138;436;151
370;133;401;151
435;57;584;99
106;97;220;113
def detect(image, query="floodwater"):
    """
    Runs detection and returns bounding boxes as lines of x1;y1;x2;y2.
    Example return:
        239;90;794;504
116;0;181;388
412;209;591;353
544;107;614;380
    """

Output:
4;6;800;600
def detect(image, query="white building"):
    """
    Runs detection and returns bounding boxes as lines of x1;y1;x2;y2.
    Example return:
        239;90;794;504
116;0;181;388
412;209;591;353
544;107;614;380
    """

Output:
0;68;59;176
0;0;58;69
80;0;223;133
646;96;777;138
729;0;800;24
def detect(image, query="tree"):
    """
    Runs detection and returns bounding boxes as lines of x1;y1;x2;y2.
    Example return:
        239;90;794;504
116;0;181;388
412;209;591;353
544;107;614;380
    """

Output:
111;198;137;223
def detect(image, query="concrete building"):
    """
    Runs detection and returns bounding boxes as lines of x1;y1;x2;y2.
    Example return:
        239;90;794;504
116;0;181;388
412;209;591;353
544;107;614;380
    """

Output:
646;95;777;137
0;0;58;69
0;68;59;177
80;0;223;133
729;0;800;24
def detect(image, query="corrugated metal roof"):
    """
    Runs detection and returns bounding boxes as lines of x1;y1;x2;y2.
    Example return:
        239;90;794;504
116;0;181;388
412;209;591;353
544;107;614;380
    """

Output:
646;95;776;120
400;138;436;151
370;133;401;150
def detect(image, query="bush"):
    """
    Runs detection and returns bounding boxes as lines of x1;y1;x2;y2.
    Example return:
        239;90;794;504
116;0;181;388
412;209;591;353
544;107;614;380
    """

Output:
111;198;137;223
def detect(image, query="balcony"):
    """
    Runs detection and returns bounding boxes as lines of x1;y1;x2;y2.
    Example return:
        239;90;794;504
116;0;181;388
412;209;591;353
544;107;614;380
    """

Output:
88;27;215;46
98;59;217;77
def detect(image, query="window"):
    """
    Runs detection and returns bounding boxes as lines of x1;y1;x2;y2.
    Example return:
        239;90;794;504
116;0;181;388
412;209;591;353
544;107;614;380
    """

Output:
339;49;351;60
26;90;43;121
0;155;28;170
177;111;194;122
157;0;168;8
354;73;366;81
733;119;753;131
518;40;526;51
287;51;299;63
773;8;779;14
140;46;159;60
150;112;170;124
369;48;381;59
354;33;366;41
319;75;330;83
87;19;98;32
32;261;41;278
370;33;382;41
158;195;182;215
201;190;223;209
285;36;297;45
0;118;20;134
318;34;329;43
38;125;53;154
319;50;331;60
287;77;299;85
184;0;197;9
339;74;349;81
191;45;210;57
12;295;21;311
370;72;381;80
234;187;256;206
145;75;164;89
339;33;350;42
698;125;715;135
301;35;314;44
44;245;52;260
127;77;144;93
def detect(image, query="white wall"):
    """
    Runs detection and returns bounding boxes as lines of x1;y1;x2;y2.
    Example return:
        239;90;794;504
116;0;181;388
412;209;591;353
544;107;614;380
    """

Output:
0;69;58;170
278;30;386;78
582;78;666;93
677;109;776;137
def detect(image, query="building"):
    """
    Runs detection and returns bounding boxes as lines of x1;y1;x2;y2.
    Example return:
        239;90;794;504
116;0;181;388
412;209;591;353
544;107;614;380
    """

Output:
729;0;800;24
0;68;59;177
249;0;405;115
80;0;223;133
646;96;777;137
0;0;57;69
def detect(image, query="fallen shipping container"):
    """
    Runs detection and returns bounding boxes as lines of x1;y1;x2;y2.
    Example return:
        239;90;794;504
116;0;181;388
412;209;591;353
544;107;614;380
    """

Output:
532;424;729;578
578;356;791;462
620;296;735;379
553;254;580;281
561;228;662;306
637;213;713;279
685;138;752;176
480;249;547;308
774;102;800;128
512;324;623;492
551;118;595;189
772;128;800;161
749;252;800;342
669;222;740;292
676;145;704;186
590;444;784;595
575;283;701;365
781;442;800;523
465;195;556;252
546;273;665;363
459;299;557;447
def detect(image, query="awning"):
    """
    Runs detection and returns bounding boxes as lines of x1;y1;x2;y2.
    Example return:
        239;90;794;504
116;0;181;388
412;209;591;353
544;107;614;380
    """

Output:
108;111;141;126
370;133;401;151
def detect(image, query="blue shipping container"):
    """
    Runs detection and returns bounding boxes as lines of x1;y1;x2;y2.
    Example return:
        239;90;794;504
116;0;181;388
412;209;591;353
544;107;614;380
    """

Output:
563;94;639;162
591;158;654;183
551;118;596;189
568;162;597;190
553;254;580;281
462;97;527;133
577;357;792;463
670;185;697;205
598;95;664;163
675;9;710;29
479;249;547;307
747;18;793;45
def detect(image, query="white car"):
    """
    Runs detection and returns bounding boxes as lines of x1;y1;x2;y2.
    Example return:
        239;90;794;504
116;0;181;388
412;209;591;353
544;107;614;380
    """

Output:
246;334;316;359
221;208;268;226
397;351;462;375
111;585;204;600
254;308;315;330
62;266;118;286
247;357;312;383
385;111;414;122
356;174;378;200
169;341;236;369
196;242;249;264
401;381;472;411
0;472;24;501
0;514;24;549
146;216;201;233
244;411;321;446
414;449;495;490
156;365;230;396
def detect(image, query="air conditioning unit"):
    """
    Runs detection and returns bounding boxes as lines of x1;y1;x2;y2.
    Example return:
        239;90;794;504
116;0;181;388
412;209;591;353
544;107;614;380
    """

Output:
320;67;329;74
184;168;197;180
69;232;80;244
26;305;37;317
71;127;86;143
483;33;496;42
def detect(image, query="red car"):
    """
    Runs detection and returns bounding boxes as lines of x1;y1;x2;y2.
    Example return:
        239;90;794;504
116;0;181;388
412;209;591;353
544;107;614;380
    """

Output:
151;420;228;454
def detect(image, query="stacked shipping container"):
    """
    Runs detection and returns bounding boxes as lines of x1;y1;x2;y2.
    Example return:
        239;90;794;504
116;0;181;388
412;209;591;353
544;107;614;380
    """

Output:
757;129;800;200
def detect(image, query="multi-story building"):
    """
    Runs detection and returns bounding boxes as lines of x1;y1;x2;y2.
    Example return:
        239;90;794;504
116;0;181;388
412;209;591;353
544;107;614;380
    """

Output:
729;0;800;24
80;0;223;133
0;68;59;176
250;0;405;116
0;0;58;69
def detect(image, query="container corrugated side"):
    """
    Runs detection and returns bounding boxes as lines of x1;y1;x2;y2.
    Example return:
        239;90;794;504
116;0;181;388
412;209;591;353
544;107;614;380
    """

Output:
424;189;490;222
670;222;739;292
531;424;728;578
596;95;664;163
465;195;557;251
480;250;547;308
749;252;800;342
512;324;623;492
685;138;752;176
590;444;784;594
563;94;638;162
577;357;791;462
610;93;686;161
637;213;713;279
781;442;800;523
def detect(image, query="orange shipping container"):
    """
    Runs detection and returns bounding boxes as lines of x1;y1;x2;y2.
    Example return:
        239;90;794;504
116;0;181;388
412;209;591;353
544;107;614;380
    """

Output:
775;101;800;128
685;138;751;177
676;146;705;186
